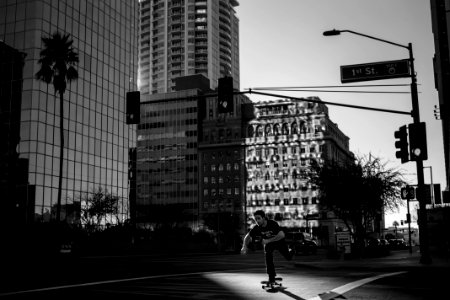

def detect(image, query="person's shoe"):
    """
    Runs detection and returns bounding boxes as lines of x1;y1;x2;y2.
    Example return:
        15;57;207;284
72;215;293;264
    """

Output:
287;248;295;261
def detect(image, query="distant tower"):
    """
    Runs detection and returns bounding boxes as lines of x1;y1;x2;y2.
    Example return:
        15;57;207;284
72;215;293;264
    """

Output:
138;0;240;94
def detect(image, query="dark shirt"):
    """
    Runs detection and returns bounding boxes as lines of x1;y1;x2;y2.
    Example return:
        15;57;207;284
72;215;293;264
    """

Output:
249;219;281;240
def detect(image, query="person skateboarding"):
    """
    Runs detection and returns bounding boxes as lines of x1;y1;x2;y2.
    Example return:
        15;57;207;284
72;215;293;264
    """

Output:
241;210;294;283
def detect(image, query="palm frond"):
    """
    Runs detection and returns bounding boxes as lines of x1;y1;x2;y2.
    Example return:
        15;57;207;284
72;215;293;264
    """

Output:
35;32;79;94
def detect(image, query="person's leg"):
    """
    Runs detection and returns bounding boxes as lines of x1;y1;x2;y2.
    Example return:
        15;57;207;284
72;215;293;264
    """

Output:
264;243;277;280
277;240;295;261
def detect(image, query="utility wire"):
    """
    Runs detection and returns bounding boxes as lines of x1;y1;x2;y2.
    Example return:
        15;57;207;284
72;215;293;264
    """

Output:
248;89;410;94
250;84;412;89
249;84;414;94
246;90;412;116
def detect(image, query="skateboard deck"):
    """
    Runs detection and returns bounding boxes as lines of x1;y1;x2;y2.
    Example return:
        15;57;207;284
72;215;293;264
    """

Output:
261;277;282;289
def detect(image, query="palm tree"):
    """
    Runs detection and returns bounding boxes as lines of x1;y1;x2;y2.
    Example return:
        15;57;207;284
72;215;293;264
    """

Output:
393;221;399;238
36;32;78;222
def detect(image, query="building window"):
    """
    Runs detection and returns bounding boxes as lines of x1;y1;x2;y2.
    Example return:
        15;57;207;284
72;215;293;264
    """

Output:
218;176;223;184
211;165;216;171
247;126;254;137
211;177;216;184
226;163;231;171
302;197;308;204
292;122;298;134
218;164;223;171
203;189;208;196
234;188;240;195
265;124;272;136
204;177;208;184
227;188;231;195
274;124;280;135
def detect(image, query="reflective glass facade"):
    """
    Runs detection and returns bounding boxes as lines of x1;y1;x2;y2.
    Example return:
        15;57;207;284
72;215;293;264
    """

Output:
0;0;138;225
136;90;200;227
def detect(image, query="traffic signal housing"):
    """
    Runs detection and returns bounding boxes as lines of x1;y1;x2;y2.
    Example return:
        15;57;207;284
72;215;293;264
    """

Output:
408;122;428;161
401;186;415;199
394;125;409;163
218;76;234;114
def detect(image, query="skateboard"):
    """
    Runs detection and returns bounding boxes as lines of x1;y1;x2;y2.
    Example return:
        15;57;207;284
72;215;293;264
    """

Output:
261;277;282;289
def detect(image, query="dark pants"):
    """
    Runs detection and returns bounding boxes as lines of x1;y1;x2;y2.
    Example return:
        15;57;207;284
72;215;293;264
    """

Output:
264;239;291;279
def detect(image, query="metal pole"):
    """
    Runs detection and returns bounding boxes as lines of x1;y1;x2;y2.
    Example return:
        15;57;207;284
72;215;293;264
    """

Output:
407;195;413;254
323;30;431;264
409;43;432;264
430;166;435;207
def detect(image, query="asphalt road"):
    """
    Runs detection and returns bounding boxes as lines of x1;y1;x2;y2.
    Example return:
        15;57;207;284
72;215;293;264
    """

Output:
1;250;448;299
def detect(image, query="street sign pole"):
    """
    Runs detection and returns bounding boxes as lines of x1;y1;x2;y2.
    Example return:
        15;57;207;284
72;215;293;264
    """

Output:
406;193;413;254
324;29;431;264
408;43;431;264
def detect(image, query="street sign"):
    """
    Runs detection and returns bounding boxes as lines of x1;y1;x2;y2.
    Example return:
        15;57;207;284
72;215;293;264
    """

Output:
340;59;410;83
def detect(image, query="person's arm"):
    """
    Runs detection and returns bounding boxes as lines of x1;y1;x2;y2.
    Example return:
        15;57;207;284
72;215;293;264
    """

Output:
241;232;252;254
262;230;285;245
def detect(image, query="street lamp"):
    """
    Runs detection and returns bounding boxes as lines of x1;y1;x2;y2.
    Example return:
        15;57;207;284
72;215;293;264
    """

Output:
323;28;431;264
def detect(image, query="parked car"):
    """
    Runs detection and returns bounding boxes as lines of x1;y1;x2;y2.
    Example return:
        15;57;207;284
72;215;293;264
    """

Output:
365;238;390;256
285;232;318;255
388;238;408;250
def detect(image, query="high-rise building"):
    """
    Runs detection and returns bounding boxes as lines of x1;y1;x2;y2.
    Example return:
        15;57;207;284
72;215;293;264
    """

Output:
0;0;139;226
138;0;240;95
198;88;252;251
430;0;450;194
0;41;30;227
136;87;204;228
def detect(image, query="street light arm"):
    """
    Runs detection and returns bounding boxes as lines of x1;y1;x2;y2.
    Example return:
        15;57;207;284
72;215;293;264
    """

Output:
340;30;410;50
324;29;410;50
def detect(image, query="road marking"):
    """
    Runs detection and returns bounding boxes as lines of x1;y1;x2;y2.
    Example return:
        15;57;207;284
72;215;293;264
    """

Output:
0;267;265;297
307;271;406;300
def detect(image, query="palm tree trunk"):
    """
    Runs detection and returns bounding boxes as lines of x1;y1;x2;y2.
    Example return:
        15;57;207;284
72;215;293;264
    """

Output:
56;91;64;222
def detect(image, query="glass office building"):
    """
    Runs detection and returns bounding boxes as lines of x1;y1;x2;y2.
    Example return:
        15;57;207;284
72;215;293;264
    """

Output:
0;0;139;225
136;89;201;227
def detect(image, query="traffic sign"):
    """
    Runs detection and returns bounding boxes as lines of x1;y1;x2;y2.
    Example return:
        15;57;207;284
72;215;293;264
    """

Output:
401;186;415;199
340;59;410;83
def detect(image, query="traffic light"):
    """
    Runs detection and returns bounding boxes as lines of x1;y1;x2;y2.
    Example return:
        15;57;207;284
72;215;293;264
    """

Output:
218;76;234;114
126;91;140;124
408;122;428;161
401;186;415;199
394;125;409;163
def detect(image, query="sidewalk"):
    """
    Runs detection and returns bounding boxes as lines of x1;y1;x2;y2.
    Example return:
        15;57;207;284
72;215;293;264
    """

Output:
293;248;450;271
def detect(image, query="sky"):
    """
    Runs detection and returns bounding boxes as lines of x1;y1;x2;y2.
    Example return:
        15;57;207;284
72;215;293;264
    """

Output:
236;0;445;227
